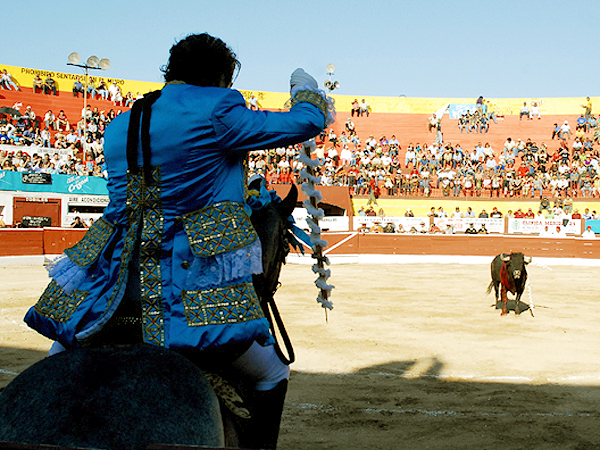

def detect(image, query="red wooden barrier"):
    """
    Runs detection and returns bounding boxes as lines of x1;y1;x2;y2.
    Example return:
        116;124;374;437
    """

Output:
1;229;599;260
0;230;44;257
0;228;85;257
42;228;87;255
323;232;600;259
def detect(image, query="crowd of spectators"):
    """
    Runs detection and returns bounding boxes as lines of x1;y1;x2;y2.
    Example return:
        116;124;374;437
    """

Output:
354;200;599;235
2;83;600;204
0;102;122;177
247;98;600;201
359;199;598;221
456;96;499;134
0;71;147;177
27;73;138;107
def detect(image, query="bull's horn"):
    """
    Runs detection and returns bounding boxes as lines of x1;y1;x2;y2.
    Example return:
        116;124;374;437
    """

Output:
501;253;510;261
524;256;532;264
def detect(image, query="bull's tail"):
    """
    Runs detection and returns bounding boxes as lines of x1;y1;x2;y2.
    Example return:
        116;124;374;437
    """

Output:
485;281;494;295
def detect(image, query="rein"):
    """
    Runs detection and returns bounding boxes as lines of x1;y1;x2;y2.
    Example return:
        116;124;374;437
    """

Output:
247;183;298;365
262;283;295;365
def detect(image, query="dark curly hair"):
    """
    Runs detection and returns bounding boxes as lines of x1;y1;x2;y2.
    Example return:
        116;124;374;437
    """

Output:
161;33;240;87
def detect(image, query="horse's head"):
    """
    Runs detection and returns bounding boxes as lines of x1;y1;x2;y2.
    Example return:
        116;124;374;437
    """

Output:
249;181;298;307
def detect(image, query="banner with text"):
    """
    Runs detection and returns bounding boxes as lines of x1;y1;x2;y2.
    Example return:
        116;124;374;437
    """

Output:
434;217;504;233
0;170;108;195
354;216;431;232
507;218;581;235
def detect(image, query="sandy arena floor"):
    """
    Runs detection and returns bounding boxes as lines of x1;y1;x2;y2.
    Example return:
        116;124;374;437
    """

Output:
2;261;600;449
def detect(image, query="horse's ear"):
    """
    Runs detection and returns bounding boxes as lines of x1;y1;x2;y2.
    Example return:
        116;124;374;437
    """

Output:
248;176;263;192
277;184;298;218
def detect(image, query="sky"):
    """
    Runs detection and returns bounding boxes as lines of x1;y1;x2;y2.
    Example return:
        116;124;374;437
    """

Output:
3;0;600;99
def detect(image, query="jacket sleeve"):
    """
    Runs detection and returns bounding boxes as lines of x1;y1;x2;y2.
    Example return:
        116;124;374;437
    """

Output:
212;89;326;152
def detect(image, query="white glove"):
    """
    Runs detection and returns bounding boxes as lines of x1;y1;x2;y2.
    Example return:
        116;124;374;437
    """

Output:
290;68;318;91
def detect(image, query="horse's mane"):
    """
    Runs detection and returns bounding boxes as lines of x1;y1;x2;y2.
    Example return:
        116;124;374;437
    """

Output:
249;181;298;364
248;181;297;306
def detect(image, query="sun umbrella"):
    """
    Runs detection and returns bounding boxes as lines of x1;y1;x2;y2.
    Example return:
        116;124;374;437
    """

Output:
0;107;22;117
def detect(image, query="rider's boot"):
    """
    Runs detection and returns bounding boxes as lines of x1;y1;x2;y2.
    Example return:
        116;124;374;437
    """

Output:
240;379;288;449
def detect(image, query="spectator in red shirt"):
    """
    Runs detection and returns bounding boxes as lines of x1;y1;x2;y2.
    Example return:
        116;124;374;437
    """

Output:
278;167;293;184
517;163;529;178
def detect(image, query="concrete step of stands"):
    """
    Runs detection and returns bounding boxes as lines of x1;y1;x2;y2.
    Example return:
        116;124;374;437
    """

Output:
329;111;585;163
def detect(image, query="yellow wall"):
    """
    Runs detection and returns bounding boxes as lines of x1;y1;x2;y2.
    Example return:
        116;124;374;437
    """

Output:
0;63;292;108
327;94;596;116
1;64;161;97
353;198;600;218
1;63;595;116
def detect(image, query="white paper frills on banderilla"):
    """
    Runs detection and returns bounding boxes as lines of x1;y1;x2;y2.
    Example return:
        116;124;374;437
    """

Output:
299;139;334;314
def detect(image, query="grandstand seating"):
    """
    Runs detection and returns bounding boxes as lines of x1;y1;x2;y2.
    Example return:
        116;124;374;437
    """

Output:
1;85;595;201
0;86;131;130
0;87;578;167
2;86;582;162
328;110;582;170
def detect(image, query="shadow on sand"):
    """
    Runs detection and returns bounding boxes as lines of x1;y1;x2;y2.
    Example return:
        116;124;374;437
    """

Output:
492;299;532;315
284;358;600;449
1;345;600;449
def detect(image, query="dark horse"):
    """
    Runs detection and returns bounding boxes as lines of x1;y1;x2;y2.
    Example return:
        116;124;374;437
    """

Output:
0;183;298;450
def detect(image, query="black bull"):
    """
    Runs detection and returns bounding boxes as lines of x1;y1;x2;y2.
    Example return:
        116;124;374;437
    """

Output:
0;184;299;450
486;252;532;316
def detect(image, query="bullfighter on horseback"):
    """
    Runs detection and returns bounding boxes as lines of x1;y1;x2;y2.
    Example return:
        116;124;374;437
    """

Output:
23;33;334;449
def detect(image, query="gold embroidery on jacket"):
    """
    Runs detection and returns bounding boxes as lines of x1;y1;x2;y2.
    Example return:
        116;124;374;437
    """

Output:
64;217;115;268
34;280;88;322
181;282;263;326
183;202;257;258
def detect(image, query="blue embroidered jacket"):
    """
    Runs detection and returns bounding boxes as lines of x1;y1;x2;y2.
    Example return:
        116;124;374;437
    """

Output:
24;84;327;350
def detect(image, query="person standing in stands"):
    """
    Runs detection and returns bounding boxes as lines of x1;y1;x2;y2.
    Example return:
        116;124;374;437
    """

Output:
582;97;593;120
247;93;260;110
351;99;360;117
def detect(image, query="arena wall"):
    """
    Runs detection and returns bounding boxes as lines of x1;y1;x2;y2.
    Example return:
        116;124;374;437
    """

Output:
318;232;600;260
1;228;598;266
0;228;85;257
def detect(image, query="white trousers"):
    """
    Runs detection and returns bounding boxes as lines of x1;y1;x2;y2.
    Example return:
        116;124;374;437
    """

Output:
231;341;290;391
